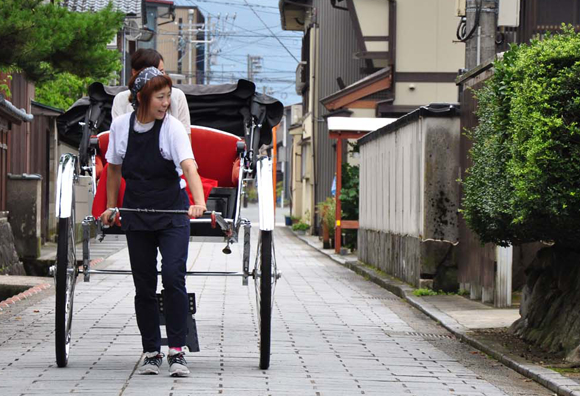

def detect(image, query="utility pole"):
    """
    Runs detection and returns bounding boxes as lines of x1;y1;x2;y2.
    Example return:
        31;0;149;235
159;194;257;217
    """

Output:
205;15;211;84
188;9;194;84
170;11;216;85
246;55;262;82
177;17;183;83
465;0;498;70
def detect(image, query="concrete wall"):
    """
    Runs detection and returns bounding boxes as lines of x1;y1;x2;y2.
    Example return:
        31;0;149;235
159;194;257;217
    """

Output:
7;175;42;260
0;213;25;275
299;112;314;224
358;231;457;290
48;118;59;241
290;132;303;217
358;108;460;289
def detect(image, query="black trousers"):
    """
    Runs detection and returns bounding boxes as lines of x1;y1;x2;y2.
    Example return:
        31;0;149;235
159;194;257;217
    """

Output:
126;226;190;353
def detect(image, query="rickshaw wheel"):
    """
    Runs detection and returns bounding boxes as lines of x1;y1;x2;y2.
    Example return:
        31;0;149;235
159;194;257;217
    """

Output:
255;230;272;369
55;195;78;368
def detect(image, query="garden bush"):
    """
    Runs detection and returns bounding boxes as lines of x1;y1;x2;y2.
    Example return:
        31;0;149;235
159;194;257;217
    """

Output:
291;221;310;232
316;196;336;238
463;26;580;248
341;162;359;250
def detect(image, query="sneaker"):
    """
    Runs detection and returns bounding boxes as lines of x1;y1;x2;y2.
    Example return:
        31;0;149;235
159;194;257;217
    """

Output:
137;351;164;375
168;349;190;377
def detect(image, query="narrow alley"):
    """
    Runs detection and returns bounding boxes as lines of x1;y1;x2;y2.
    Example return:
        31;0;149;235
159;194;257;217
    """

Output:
0;205;551;396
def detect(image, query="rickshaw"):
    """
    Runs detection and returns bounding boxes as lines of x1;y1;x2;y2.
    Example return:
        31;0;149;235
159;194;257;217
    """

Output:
54;79;283;370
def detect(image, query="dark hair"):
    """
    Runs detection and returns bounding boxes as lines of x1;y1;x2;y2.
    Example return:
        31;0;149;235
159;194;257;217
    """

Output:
130;49;164;72
128;71;172;121
127;49;165;104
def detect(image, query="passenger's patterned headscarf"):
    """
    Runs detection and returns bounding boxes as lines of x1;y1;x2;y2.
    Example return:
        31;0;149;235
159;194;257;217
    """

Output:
130;67;165;109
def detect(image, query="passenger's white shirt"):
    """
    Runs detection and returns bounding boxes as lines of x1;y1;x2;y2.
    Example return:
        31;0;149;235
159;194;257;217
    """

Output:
106;112;194;188
111;87;191;134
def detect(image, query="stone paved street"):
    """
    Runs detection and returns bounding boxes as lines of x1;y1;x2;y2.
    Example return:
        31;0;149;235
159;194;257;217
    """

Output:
0;205;553;395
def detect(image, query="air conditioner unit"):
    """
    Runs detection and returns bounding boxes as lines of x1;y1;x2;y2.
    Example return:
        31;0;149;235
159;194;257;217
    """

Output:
107;35;118;50
498;0;520;27
124;19;155;42
291;104;303;125
455;0;466;17
295;61;307;95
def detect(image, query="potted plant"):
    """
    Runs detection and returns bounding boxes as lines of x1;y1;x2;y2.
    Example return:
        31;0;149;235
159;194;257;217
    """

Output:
291;221;310;235
316;197;336;249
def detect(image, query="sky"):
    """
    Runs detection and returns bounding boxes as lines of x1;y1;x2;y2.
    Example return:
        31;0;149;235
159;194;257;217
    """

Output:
173;0;303;107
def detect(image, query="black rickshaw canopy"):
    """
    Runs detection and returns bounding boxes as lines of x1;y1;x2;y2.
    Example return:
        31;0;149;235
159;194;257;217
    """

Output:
56;79;283;151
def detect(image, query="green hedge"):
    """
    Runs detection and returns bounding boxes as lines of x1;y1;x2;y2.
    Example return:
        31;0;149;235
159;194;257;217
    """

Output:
462;26;580;248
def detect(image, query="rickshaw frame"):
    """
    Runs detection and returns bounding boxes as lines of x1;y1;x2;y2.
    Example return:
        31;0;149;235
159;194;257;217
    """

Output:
53;79;282;370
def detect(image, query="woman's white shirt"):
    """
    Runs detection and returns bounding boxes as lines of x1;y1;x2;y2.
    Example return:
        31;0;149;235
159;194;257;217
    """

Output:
105;113;194;189
111;87;191;134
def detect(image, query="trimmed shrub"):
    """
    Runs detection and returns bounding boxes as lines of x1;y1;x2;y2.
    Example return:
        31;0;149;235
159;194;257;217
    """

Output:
463;26;580;249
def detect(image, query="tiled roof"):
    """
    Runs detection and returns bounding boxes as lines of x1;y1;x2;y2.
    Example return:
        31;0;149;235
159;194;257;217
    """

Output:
0;95;34;125
60;0;141;16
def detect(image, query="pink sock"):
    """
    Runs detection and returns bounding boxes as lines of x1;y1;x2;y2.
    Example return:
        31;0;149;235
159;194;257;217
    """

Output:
170;347;182;352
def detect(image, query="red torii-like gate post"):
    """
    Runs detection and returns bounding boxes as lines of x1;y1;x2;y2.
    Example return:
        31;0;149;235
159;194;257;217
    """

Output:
330;129;368;254
328;116;395;254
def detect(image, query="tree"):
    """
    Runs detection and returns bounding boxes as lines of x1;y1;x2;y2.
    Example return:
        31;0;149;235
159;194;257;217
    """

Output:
0;0;124;83
35;72;104;110
462;26;580;249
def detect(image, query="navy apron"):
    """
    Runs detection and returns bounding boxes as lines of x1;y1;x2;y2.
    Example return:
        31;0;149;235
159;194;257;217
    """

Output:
121;112;189;231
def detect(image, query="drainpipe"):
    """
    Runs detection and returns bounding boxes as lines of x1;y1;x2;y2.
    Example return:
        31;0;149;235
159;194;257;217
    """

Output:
310;21;319;231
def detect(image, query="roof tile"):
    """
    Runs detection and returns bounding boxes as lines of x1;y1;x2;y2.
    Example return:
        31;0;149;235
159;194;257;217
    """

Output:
60;0;141;16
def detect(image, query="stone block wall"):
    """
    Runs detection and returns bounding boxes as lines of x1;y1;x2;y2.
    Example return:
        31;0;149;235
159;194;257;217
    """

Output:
0;213;25;275
7;175;42;260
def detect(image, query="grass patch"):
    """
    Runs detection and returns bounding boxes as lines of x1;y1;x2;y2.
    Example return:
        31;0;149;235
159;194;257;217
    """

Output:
547;366;580;374
361;262;388;277
413;288;439;296
412;288;469;297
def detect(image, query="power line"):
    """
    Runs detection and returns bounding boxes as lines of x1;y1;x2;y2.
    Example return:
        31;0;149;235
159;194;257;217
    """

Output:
189;0;278;9
242;0;300;63
157;32;300;39
209;70;295;74
231;23;284;34
184;0;279;14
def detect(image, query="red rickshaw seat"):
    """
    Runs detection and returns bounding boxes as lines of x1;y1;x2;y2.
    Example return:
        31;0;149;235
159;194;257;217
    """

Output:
91;126;242;220
190;126;242;187
94;131;110;180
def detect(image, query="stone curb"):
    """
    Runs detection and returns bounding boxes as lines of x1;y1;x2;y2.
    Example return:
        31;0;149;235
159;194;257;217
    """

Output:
0;257;104;312
0;282;51;311
290;229;580;396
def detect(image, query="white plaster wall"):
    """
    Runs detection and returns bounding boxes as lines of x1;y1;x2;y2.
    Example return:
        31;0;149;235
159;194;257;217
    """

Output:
396;0;465;73
360;119;424;237
360;115;460;241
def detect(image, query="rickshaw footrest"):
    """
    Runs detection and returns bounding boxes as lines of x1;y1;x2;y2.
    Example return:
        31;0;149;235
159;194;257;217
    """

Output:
158;291;200;352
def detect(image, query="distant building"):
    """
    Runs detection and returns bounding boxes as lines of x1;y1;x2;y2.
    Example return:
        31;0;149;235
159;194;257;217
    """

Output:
147;1;206;84
277;104;301;212
61;0;206;85
279;0;464;231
